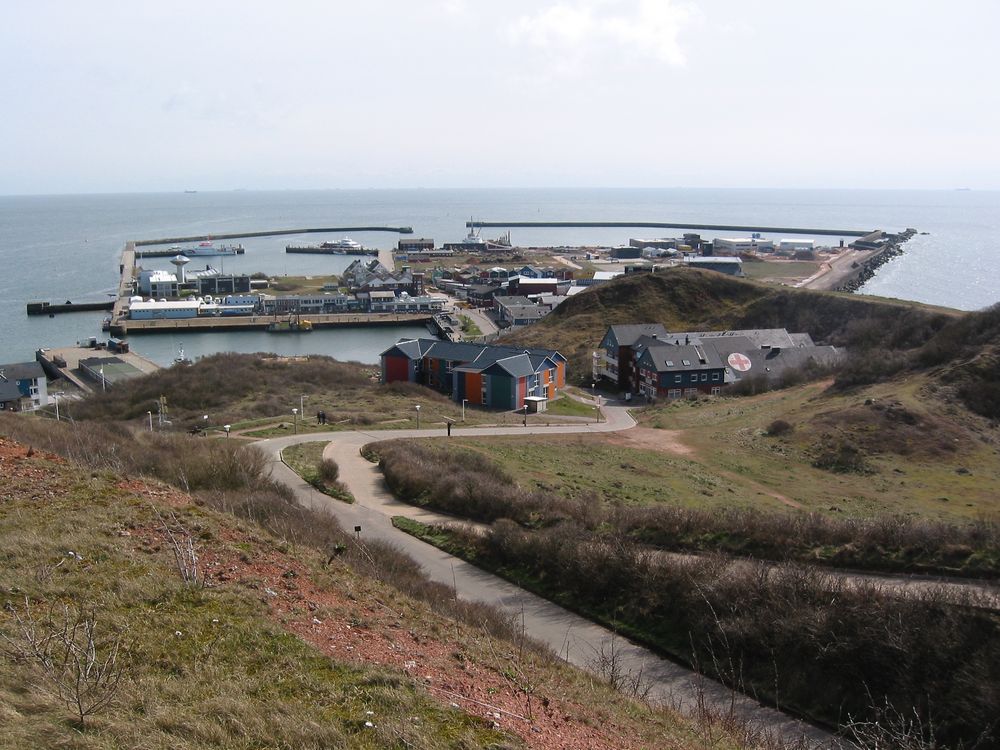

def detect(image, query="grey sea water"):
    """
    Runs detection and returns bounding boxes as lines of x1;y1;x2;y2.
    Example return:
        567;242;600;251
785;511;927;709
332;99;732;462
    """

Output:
1;188;997;365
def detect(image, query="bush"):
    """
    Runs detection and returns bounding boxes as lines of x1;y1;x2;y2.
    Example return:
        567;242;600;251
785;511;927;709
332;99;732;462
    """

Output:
765;419;793;436
812;439;872;474
460;522;1000;748
317;458;339;484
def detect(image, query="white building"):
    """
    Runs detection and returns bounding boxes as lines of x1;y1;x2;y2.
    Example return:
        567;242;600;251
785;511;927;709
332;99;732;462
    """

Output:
778;239;815;253
136;269;180;298
713;237;775;255
128;300;201;319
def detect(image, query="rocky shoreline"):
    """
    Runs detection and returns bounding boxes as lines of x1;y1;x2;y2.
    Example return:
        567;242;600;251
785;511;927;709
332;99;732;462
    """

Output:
836;228;918;293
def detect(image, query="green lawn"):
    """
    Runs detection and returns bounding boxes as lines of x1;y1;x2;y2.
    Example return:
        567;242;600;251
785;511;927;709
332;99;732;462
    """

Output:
543;395;598;419
281;441;354;502
458;314;482;337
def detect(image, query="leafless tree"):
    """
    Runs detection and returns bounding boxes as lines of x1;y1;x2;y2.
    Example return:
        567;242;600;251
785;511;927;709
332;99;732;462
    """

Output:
1;598;131;727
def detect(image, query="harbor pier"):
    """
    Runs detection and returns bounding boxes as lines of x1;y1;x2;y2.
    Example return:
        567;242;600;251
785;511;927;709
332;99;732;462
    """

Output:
134;225;414;247
110;312;432;338
467;220;875;237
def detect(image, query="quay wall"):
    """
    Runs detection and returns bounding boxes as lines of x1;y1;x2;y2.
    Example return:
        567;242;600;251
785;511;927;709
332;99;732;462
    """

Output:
468;220;874;237
835;229;917;293
111;312;432;337
27;301;114;315
135;226;414;247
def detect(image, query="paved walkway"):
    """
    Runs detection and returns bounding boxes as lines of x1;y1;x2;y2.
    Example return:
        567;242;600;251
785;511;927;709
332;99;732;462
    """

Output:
259;402;841;748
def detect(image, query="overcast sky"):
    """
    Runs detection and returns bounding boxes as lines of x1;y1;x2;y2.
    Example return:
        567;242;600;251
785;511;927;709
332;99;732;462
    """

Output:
2;0;997;194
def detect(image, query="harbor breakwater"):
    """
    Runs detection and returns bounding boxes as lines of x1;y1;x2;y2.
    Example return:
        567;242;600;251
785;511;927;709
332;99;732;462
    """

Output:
836;229;918;293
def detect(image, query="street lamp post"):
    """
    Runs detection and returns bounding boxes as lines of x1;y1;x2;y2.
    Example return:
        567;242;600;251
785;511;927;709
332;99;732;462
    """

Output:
53;391;64;421
523;404;528;427
292;407;298;434
202;414;209;433
462;398;468;422
300;394;305;420
415;404;421;429
147;410;153;431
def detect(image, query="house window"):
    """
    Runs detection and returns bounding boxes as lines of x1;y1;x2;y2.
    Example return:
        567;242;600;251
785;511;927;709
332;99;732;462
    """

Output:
711;386;721;395
668;389;682;399
674;374;682;383
712;372;720;381
700;373;708;382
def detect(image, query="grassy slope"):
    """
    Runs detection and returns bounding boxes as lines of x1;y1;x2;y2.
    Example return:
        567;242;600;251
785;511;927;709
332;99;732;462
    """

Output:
506;267;961;383
67;354;490;433
429;377;1000;521
0;435;749;750
491;267;1000;523
0;443;507;749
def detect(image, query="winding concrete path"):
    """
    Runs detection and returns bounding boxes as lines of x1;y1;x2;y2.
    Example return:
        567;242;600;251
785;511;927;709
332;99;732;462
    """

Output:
259;402;842;748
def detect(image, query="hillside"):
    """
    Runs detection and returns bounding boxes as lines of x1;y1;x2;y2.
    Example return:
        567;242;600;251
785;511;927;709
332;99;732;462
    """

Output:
0;429;753;750
507;268;961;385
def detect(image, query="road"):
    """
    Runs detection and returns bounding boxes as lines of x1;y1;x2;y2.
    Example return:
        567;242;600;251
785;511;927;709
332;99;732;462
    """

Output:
260;401;842;748
796;248;876;291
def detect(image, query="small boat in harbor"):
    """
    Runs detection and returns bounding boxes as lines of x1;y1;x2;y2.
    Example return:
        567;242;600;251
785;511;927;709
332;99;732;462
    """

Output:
267;314;313;332
173;344;192;366
179;241;244;257
285;238;375;255
138;242;245;259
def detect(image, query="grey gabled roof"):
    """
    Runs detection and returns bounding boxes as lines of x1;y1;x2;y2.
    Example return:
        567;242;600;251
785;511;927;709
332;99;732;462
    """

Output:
697;336;756;361
668;328;798;349
483;354;535;378
731;345;843;381
0;361;45;382
606;324;670;348
382;338;432;359
496;295;533;308
637;343;724;372
0;380;24;402
506;305;546;320
382;338;565;371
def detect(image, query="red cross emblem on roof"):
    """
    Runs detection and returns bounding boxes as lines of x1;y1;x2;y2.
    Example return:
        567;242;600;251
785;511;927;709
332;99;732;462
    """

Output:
727;352;752;372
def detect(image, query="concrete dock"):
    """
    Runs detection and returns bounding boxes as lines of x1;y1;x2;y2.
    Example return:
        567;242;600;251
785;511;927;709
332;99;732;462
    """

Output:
36;344;160;394
111;311;431;337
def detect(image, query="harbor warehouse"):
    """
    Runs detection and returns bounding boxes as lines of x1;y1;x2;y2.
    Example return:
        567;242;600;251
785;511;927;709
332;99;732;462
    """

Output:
380;339;566;410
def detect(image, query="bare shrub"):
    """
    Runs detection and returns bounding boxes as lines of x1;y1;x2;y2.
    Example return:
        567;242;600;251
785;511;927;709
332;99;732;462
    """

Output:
152;506;203;587
589;632;652;702
1;599;130;727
